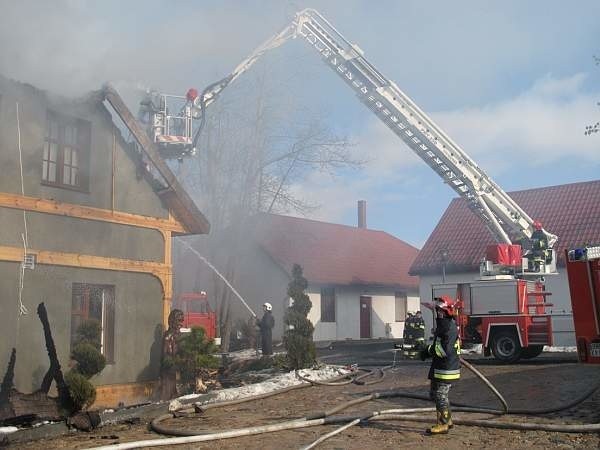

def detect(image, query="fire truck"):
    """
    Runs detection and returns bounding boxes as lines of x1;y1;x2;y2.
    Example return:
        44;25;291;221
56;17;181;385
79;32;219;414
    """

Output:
565;246;600;364
173;291;217;339
110;9;559;363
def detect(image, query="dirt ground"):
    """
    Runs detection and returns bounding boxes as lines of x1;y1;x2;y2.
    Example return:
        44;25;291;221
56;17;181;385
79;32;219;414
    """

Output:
17;359;600;449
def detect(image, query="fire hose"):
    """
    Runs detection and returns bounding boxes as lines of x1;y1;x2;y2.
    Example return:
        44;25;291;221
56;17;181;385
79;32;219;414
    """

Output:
88;361;600;450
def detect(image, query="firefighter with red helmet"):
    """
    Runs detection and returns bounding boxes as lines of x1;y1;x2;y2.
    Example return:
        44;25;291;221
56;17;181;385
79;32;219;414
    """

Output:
420;295;461;435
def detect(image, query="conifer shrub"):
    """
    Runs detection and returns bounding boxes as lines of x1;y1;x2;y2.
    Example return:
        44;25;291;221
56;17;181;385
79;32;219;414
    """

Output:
173;326;219;391
74;320;102;351
65;319;106;411
283;264;316;369
71;342;106;378
65;371;96;411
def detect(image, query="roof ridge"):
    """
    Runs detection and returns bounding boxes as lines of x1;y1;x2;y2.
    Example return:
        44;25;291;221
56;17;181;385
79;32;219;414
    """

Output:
261;212;386;233
506;178;600;195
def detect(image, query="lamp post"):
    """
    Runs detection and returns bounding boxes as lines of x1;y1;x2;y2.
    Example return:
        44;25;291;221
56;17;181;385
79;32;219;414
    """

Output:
439;248;449;283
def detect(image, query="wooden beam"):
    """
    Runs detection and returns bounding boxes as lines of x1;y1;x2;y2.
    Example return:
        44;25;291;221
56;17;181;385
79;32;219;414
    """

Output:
0;192;187;234
0;245;172;326
161;229;173;327
0;245;169;281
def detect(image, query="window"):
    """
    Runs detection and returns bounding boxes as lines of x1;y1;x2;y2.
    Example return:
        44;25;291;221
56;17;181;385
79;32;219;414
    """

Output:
395;291;407;322
71;283;115;363
321;287;336;322
43;112;91;190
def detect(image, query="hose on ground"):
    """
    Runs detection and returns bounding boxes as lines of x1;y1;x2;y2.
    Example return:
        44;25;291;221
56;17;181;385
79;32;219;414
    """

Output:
460;357;508;412
306;359;506;420
92;408;435;450
139;361;600;449
369;413;600;433
93;407;600;450
299;418;361;450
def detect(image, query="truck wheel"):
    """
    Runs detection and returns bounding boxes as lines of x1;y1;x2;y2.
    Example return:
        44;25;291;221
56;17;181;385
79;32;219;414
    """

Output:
521;345;544;359
491;330;522;363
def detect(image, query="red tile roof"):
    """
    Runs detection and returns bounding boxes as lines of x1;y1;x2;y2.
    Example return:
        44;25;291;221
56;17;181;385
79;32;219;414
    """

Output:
253;214;419;289
410;180;600;275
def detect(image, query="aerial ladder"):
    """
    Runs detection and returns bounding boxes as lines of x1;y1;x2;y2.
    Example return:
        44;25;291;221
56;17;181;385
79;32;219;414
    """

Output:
140;8;559;361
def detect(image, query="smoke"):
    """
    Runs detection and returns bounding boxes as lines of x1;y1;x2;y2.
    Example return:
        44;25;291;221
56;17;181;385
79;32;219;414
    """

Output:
0;1;292;98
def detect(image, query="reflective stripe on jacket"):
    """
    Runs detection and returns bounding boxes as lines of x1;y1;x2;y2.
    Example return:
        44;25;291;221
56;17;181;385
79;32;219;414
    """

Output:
427;316;461;381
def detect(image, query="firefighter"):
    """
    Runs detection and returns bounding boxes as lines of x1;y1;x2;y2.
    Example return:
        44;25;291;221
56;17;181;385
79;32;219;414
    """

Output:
420;296;461;435
257;302;275;356
529;220;550;271
160;309;184;400
413;310;426;351
403;312;416;359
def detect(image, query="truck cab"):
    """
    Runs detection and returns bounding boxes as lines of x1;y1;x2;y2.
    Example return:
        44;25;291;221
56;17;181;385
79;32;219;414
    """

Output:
173;292;217;339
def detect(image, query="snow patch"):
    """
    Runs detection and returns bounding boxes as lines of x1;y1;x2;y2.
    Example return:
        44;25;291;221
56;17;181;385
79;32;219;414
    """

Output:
169;366;347;411
543;346;577;353
0;426;18;434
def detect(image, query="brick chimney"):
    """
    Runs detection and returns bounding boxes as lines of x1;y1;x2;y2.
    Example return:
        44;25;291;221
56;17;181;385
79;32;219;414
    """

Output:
358;200;367;229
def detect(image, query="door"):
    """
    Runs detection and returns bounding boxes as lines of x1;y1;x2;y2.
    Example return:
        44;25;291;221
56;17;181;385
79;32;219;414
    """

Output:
360;296;372;338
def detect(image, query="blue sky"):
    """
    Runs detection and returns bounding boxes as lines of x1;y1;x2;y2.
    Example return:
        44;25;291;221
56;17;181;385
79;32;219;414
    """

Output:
1;1;599;247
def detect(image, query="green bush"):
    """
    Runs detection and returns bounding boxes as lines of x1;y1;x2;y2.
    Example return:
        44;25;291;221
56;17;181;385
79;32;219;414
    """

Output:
71;342;106;378
173;327;220;389
75;320;102;351
65;319;106;412
65;371;96;411
283;264;316;369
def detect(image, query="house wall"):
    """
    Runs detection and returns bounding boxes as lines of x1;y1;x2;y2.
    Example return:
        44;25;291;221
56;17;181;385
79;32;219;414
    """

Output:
0;261;163;394
0;78;168;219
418;271;575;347
307;285;420;341
0;78;176;398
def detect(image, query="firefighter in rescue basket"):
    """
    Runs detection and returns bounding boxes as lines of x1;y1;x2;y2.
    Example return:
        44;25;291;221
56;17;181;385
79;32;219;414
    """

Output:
420;296;461;435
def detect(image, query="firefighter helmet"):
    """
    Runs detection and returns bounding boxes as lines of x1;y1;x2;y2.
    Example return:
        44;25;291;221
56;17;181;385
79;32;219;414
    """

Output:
263;302;273;311
433;296;460;316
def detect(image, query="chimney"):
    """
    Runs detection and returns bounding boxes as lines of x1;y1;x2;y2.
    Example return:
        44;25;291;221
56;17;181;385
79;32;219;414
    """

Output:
357;200;367;229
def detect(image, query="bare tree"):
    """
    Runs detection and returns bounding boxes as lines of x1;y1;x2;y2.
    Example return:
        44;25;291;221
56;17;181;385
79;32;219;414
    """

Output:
174;59;363;350
585;55;600;136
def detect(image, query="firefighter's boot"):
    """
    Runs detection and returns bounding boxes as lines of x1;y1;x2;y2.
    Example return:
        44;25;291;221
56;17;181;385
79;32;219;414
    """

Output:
426;410;451;435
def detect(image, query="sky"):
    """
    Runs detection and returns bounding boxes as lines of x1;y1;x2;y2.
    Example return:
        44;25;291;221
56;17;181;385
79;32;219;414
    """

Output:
1;0;599;248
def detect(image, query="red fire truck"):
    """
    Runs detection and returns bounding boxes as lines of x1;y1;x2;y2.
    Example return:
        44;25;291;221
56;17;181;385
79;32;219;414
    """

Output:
173;291;217;339
565;246;600;364
432;244;554;363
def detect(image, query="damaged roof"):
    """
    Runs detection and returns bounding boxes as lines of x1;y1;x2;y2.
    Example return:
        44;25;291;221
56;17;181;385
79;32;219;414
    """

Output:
253;213;419;289
100;85;210;235
410;179;600;275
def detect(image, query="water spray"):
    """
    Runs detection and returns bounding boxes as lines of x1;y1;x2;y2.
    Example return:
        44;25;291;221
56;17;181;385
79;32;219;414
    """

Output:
178;240;257;318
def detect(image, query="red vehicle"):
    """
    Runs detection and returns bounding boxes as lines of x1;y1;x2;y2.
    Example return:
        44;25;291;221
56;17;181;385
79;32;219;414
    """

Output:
565;246;600;364
174;292;217;339
432;244;554;363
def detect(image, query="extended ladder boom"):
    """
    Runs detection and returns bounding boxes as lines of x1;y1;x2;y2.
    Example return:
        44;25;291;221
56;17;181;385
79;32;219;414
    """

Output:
192;8;558;251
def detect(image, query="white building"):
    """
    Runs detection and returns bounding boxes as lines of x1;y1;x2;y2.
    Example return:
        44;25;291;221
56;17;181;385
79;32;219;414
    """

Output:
409;180;600;347
175;204;420;342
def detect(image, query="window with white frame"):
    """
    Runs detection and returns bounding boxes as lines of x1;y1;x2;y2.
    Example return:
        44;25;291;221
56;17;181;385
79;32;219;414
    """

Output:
71;283;115;363
43;112;91;191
